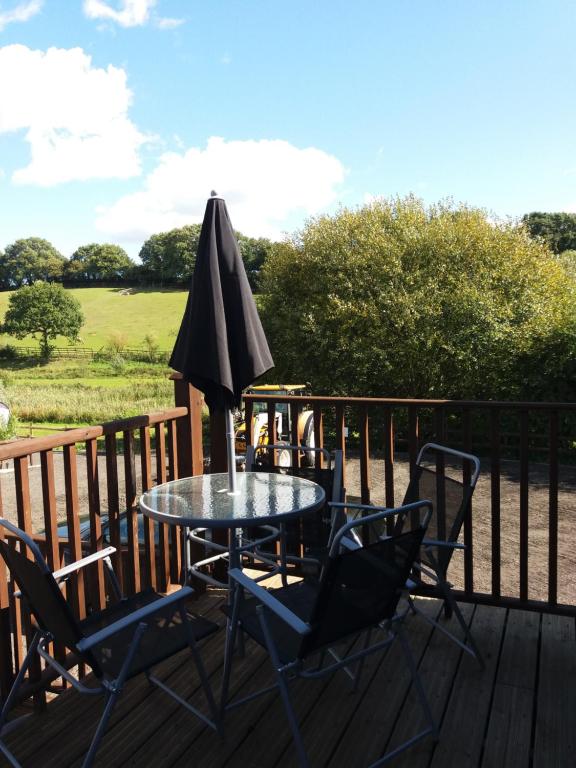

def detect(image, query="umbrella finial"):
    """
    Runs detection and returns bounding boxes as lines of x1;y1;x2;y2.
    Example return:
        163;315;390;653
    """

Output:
210;190;218;197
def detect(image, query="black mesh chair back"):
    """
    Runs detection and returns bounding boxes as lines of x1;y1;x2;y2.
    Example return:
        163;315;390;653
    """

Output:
247;445;344;560
400;443;479;575
303;523;425;656
0;535;83;653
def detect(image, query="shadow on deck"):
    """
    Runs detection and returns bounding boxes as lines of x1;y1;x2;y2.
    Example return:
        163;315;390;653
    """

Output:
3;591;575;767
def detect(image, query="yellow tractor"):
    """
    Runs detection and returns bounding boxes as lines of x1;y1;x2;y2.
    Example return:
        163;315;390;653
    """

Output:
235;384;315;467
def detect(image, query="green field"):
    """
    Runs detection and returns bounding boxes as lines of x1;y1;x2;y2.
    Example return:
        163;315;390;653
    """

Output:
0;286;189;351
0;287;192;430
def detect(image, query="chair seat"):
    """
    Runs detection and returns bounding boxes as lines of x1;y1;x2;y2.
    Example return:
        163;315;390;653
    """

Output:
81;589;219;679
224;581;320;663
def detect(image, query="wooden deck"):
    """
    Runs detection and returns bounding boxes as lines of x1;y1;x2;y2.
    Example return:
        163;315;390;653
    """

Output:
3;590;575;768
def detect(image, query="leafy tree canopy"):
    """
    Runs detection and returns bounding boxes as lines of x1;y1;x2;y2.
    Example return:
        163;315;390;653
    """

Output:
0;238;65;289
138;225;202;283
522;212;576;254
2;282;84;358
65;243;135;282
236;234;273;290
261;197;576;400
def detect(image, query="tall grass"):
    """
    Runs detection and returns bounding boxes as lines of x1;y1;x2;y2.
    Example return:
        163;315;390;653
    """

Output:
10;379;173;423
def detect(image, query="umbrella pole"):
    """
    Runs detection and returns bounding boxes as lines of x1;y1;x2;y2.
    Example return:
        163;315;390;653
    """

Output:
226;409;237;493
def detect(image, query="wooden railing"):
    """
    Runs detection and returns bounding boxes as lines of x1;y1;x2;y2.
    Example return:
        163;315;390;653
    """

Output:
0;377;203;703
235;393;576;617
1;383;574;705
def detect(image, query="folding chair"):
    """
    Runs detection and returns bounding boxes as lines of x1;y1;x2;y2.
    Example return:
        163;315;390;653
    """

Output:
245;444;344;582
221;501;437;767
401;442;482;663
0;518;220;768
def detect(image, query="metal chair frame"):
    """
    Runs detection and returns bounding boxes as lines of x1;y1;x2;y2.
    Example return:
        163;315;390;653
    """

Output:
0;518;220;768
221;501;438;767
245;444;344;583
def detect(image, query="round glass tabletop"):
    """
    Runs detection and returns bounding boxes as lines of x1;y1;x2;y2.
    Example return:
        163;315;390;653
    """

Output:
139;472;326;528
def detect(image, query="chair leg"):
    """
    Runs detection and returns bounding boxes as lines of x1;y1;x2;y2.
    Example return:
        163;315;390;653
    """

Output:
257;607;309;768
0;630;41;733
397;626;438;740
179;606;220;734
82;690;120;768
434;573;484;666
83;621;148;768
351;629;373;693
0;630;42;768
220;583;242;719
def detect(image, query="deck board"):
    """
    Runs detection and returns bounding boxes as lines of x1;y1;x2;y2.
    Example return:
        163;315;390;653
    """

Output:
532;614;576;768
481;609;539;768
2;595;575;768
429;604;506;768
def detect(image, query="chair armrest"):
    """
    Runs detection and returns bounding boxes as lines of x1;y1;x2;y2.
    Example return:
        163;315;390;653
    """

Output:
423;539;465;550
76;586;195;651
53;546;117;582
229;568;311;636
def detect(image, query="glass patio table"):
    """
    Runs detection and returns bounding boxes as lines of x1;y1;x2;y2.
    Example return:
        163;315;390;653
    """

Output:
139;471;326;587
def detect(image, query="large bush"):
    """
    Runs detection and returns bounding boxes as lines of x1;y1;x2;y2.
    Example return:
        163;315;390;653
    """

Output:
260;197;576;400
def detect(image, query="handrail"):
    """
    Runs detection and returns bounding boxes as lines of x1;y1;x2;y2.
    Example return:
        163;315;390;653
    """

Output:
0;408;188;460
244;393;576;410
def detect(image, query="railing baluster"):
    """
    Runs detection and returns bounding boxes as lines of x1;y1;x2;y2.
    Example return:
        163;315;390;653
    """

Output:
167;420;179;482
383;407;395;509
166;419;182;584
290;402;301;468
519;409;529;601
0;482;15;700
63;445;86;619
123;430;140;595
462;407;474;594
408;406;419;478
140;426;156;590
548;409;559;606
15;456;44;707
40;449;69;684
490;408;501;599
335;404;346;490
244;400;254;447
155;422;170;591
312;404;324;468
359;407;370;504
85;438;106;610
105;433;123;589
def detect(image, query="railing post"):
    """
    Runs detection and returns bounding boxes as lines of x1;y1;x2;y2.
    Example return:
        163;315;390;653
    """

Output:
171;374;204;477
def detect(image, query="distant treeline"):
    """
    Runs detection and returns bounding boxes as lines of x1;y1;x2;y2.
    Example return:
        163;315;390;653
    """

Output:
0;225;274;292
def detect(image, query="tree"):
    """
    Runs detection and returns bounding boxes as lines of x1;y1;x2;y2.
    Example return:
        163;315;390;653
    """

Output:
0;238;65;288
522;212;576;254
2;282;84;357
64;243;135;282
236;235;273;290
260;197;576;401
138;225;202;284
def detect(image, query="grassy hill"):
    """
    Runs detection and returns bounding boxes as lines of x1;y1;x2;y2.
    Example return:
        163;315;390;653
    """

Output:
0;286;189;351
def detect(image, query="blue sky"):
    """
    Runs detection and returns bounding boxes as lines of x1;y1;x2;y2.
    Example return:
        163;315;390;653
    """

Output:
0;0;575;260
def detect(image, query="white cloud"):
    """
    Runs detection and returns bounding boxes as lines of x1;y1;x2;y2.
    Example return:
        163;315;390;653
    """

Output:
95;136;346;240
83;0;155;27
0;44;147;185
83;0;183;29
155;16;183;29
0;0;42;31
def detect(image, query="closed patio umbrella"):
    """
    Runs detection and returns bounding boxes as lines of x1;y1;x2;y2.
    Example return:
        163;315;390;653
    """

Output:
169;192;274;492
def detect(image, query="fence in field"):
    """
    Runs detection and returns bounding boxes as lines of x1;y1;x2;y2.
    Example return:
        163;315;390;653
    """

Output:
1;346;170;361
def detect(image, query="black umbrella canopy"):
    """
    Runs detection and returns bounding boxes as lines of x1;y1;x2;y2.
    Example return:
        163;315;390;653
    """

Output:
169;194;274;411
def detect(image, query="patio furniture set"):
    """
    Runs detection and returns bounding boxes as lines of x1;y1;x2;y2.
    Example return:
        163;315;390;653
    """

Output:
0;441;481;767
